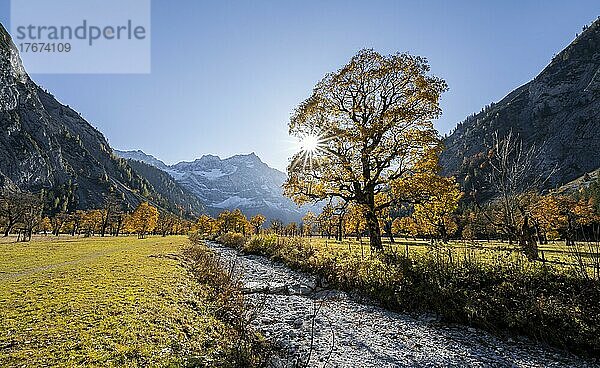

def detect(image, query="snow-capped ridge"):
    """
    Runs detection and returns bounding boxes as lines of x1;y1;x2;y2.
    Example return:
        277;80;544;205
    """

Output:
114;149;319;222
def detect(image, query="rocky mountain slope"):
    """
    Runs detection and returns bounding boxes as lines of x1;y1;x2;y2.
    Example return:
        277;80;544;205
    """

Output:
441;18;600;192
116;149;170;171
125;159;205;217
0;23;202;216
115;150;315;223
556;168;600;194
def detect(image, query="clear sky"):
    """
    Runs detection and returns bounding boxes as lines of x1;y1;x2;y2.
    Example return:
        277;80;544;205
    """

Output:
0;1;598;171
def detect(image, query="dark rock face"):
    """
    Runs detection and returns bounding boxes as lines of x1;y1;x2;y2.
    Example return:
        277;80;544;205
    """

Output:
0;23;201;215
441;18;600;190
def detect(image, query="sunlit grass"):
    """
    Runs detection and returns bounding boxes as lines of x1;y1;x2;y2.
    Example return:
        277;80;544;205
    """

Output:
0;236;247;367
301;236;591;268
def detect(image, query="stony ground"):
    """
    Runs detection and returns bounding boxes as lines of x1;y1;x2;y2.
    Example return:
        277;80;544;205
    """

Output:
208;242;599;368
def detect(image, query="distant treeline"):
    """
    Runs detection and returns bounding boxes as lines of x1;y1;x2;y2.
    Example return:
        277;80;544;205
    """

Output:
0;189;195;241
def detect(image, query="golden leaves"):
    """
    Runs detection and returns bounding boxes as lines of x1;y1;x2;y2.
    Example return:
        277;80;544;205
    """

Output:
127;202;159;236
285;49;448;208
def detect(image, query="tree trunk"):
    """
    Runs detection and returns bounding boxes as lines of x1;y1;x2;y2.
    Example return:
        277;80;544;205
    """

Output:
101;219;108;237
520;216;538;260
440;225;449;244
4;219;17;237
365;209;383;251
384;222;395;244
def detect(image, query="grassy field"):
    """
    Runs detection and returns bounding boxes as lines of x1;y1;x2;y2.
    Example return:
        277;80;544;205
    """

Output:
303;236;600;271
0;235;260;367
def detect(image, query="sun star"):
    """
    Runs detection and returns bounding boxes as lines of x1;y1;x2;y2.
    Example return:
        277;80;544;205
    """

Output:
300;134;320;153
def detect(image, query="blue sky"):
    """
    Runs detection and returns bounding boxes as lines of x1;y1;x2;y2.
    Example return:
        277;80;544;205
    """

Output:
0;1;598;171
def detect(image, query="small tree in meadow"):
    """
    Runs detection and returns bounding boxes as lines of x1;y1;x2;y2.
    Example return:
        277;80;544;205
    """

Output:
250;214;266;235
129;202;159;239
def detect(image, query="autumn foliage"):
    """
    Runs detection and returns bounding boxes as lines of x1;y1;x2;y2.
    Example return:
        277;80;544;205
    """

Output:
284;49;448;250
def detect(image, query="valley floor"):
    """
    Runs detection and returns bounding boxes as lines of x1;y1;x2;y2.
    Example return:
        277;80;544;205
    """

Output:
210;242;598;367
2;235;597;367
0;236;259;367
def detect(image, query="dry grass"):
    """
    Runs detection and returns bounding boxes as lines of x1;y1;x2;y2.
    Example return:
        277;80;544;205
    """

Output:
0;235;267;367
304;236;599;271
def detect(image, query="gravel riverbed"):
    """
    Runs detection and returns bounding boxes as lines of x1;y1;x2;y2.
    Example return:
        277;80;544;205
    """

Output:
208;242;598;368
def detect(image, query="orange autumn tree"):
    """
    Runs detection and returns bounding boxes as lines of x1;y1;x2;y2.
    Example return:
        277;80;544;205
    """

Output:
392;147;462;243
196;214;218;238
129;202;159;239
344;203;367;241
284;49;448;251
81;209;103;237
410;178;461;243
302;211;317;237
249;214;266;235
531;194;599;245
530;194;567;242
392;217;419;238
217;209;249;235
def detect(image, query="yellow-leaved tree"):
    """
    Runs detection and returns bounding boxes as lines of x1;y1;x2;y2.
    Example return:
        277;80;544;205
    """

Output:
392;217;418;238
302;211;317;237
217;209;249;235
530;194;567;242
196;214;217;238
130;202;159;239
284;49;448;250
411;179;461;243
344;203;367;241
391;147;462;243
250;214;266;235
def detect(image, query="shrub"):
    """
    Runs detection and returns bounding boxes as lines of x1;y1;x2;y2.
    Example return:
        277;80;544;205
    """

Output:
216;232;247;248
245;233;278;254
185;237;270;367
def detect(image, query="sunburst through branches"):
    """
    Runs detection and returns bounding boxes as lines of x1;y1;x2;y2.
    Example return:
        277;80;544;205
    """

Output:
290;132;333;171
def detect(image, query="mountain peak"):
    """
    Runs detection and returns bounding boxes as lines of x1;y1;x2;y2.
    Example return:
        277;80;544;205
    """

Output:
113;149;169;170
198;154;220;161
229;152;263;163
113;149;313;222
